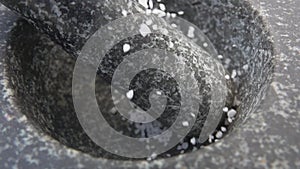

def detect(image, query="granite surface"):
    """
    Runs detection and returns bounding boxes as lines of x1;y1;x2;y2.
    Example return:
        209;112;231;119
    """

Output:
0;0;299;169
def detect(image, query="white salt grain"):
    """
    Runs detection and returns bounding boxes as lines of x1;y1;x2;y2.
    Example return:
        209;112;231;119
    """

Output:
215;131;223;139
139;23;152;37
227;109;237;118
190;137;196;145
187;26;195;38
178;11;184;15
159;3;166;11
123;44;130;53
223;107;229;112
182;121;189;127
126;90;134;99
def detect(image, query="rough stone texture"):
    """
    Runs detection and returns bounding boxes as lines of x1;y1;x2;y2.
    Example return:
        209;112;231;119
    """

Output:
0;0;299;169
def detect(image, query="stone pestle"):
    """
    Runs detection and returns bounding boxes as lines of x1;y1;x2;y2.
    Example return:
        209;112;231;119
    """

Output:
0;0;234;157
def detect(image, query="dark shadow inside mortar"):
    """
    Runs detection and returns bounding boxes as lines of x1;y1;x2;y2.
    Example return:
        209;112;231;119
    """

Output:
4;0;274;160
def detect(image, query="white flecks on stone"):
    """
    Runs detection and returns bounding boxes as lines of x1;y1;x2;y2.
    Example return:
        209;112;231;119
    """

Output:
187;26;195;38
169;41;174;48
215;131;223;139
227;109;237;118
178;11;184;15
138;0;148;8
123;43;131;53
190;113;196;118
148;0;154;9
203;42;208;47
228;118;233;123
217;54;224;59
139;23;152;37
171;13;177;18
156;91;162;95
122;10;128;16
182;121;189;127
231;70;237;79
190;137;196;145
223;107;229;112
225;75;230;80
126;90;134;99
159;3;166;11
221;126;227;132
171;23;177;28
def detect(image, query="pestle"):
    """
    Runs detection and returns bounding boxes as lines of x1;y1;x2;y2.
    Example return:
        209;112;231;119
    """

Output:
1;0;234;157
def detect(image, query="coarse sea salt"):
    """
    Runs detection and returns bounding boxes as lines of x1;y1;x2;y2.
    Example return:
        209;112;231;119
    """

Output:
123;43;130;53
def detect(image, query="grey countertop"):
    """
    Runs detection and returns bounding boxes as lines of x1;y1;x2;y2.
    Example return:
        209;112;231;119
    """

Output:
0;0;299;168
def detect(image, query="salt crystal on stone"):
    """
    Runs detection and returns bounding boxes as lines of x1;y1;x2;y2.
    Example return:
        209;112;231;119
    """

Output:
123;44;130;53
178;11;184;15
159;3;166;11
126;90;134;99
225;75;230;80
227;109;237;118
223;107;229;112
203;42;208;47
187;26;195;38
139;23;152;37
218;55;224;59
138;0;148;8
121;10;128;16
215;131;223;139
190;137;196;145
182;121;189;127
221;126;227;132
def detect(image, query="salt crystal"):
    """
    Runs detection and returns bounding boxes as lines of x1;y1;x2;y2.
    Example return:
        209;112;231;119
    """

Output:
139;23;152;37
123;44;130;53
227;109;237;118
159;3;166;11
190;137;196;145
203;42;208;47
215;131;223;139
178;11;184;15
182;121;189;127
187;26;195;38
126;90;134;99
223;107;229;112
217;55;224;59
121;10;128;16
221;126;227;132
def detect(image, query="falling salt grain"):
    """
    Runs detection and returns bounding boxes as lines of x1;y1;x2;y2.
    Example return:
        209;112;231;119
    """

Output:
182;121;189;127
190;137;196;145
156;91;162;95
139;23;152;37
123;44;130;53
203;42;208;47
126;90;134;99
215;131;223;139
227;109;237;118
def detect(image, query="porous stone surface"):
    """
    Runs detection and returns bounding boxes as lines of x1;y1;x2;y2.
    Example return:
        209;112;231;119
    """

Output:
0;0;299;168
